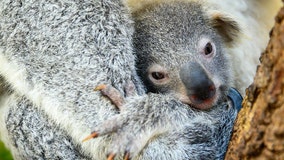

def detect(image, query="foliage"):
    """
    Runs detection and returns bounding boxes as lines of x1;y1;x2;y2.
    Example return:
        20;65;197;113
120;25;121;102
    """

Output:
0;141;13;160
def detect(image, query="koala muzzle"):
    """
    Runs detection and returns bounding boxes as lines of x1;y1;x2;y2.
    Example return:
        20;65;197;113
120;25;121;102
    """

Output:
180;62;216;106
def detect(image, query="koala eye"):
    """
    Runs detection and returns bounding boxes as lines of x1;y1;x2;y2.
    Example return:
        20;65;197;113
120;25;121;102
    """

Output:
151;72;165;80
148;64;170;85
204;42;213;55
198;38;216;58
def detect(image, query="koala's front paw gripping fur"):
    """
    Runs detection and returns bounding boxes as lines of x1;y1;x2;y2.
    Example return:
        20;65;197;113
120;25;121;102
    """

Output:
93;81;137;109
83;83;139;160
94;84;125;109
83;114;134;160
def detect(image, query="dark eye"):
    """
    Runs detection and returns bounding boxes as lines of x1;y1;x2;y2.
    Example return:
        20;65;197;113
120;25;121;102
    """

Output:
204;42;213;55
148;64;170;85
151;72;165;80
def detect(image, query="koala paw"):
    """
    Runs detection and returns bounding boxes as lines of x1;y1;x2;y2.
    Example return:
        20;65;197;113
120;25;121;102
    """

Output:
83;111;149;160
84;85;191;159
94;84;125;109
84;83;151;159
94;81;137;109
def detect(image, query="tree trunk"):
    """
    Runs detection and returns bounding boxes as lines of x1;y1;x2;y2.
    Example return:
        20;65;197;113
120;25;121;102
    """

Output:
225;3;284;160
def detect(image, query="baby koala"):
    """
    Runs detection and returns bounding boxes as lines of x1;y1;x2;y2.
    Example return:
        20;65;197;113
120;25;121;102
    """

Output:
96;0;240;111
133;1;239;110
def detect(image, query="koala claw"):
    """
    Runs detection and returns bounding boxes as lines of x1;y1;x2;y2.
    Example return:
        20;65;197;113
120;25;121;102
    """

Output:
94;84;125;109
82;132;99;142
106;151;130;160
107;153;116;160
83;110;142;159
107;152;130;160
94;84;107;91
124;151;130;160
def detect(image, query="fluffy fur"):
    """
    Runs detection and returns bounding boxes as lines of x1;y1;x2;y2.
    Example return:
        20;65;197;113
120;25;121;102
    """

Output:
127;0;281;95
132;1;236;110
0;0;280;159
0;0;141;159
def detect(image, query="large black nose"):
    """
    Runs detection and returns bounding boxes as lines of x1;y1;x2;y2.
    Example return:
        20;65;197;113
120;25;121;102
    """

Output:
180;62;216;105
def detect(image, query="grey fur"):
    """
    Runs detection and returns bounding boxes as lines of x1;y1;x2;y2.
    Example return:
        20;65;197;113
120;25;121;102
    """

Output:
91;93;237;159
0;0;238;159
134;2;234;110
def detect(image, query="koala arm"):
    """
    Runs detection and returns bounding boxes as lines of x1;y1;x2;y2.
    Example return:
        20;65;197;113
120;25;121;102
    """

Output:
0;0;140;159
84;92;238;160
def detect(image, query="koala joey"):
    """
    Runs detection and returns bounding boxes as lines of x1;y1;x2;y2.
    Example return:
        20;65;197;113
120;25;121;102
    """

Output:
93;1;240;110
86;0;240;114
133;1;239;110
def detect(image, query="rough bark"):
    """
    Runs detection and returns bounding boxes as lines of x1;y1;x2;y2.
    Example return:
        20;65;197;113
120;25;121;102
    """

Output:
225;4;284;160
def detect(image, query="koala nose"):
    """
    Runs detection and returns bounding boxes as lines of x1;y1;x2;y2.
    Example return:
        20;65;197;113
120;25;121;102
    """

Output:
180;62;216;105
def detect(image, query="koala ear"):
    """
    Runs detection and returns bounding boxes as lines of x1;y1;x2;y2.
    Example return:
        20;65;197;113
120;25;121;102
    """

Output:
209;12;241;44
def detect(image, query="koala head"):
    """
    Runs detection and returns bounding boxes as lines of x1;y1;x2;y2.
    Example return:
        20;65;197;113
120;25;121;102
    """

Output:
133;1;240;110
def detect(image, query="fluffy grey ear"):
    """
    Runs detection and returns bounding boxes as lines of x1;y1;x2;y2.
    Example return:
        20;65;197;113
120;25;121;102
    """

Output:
209;12;241;44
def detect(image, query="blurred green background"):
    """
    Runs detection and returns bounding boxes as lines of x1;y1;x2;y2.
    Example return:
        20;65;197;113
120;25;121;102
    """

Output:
0;140;13;160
